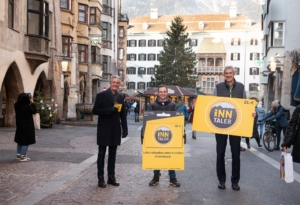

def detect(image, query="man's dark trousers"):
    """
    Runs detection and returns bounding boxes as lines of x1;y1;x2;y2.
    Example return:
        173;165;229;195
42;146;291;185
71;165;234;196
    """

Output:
215;134;241;184
97;146;117;179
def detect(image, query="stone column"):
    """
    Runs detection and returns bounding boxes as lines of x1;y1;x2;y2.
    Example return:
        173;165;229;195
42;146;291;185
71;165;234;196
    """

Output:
67;42;78;119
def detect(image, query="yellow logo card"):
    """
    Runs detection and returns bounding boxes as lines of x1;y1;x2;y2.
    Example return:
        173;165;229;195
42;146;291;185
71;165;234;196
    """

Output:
192;96;256;137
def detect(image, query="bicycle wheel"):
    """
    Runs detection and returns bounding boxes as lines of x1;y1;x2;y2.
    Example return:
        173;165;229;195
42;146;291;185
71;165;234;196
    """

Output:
262;131;276;151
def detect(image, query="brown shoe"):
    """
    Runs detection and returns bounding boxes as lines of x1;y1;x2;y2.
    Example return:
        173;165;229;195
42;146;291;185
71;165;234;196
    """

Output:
149;174;160;186
170;178;180;187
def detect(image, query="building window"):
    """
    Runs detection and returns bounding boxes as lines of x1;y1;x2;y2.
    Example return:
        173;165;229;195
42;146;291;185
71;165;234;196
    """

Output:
199;58;206;66
147;67;155;75
27;0;49;37
231;53;240;61
138;82;146;89
138;54;146;61
250;53;260;61
119;48;124;60
207;58;214;66
60;0;71;10
91;46;101;64
139;39;146;47
234;67;240;75
128;82;135;89
249;67;259;75
138;67;146;75
157;54;162;60
128;40;137;47
127;67;136;74
147;82;152;88
231;38;240;46
90;7;100;25
202;77;218;89
102;55;109;72
102;22;111;40
78;4;88;23
148;39;156;47
271;22;284;46
250;38;258;45
127;54;136;61
103;0;112;6
189;39;198;46
62;36;72;57
8;0;14;28
119;26;124;37
249;83;259;91
78;44;88;63
157;39;164;47
148;54;156;61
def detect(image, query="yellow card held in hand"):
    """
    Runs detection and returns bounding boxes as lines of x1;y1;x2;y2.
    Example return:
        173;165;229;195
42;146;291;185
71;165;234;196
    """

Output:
114;103;122;112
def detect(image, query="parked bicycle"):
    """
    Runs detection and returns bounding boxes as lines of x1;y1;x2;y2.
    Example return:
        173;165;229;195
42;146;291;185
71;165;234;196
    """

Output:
262;121;277;151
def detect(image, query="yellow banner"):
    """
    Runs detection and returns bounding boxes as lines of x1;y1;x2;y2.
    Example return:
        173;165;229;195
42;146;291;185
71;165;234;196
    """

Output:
142;111;184;170
192;96;256;137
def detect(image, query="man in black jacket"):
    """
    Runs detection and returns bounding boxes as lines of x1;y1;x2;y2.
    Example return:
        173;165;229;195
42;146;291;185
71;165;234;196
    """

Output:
93;75;128;188
148;85;180;187
213;66;255;191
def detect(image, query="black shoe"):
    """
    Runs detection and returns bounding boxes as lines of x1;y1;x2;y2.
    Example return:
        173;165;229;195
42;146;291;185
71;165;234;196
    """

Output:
240;147;246;151
107;176;120;186
218;181;226;189
98;177;106;188
149;174;160;186
192;134;196;139
170;178;180;187
247;144;251;149
232;183;240;191
258;144;262;147
274;147;280;150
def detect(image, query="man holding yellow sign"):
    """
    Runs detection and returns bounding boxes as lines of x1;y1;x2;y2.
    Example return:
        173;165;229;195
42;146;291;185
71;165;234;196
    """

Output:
193;66;256;191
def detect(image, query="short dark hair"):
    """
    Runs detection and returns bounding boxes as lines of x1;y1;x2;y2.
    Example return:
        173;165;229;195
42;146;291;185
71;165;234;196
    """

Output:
157;85;168;92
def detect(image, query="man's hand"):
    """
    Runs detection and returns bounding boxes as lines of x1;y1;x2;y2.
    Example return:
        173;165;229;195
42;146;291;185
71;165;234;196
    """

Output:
111;107;119;112
282;146;288;151
252;112;256;118
122;132;128;138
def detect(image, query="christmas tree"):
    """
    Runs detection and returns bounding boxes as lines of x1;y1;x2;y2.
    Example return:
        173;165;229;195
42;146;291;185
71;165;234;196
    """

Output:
150;16;197;87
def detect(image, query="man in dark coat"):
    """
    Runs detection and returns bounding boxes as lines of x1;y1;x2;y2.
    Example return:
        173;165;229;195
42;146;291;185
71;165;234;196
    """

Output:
14;93;36;162
93;75;128;188
212;66;256;191
148;85;180;187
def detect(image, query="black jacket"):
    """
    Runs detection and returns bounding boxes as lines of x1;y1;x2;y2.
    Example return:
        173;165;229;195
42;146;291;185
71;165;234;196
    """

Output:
93;89;128;146
14;93;37;145
281;105;300;163
148;97;177;111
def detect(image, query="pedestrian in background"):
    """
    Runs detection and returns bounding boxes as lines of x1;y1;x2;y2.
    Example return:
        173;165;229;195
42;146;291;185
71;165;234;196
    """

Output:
245;105;262;149
212;65;256;191
188;99;196;139
14;93;36;162
281;105;300;163
93;75;128;188
256;101;265;138
258;100;288;150
148;85;180;187
177;98;188;125
134;101;140;122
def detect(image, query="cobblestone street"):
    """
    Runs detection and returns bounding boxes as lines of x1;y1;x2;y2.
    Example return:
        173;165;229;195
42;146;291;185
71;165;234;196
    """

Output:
1;113;300;205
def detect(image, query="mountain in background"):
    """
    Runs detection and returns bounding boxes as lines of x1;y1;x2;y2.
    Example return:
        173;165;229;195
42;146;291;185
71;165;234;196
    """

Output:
121;0;264;22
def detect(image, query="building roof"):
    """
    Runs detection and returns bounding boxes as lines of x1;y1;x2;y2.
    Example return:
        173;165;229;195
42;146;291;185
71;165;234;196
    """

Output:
128;14;260;33
197;38;226;54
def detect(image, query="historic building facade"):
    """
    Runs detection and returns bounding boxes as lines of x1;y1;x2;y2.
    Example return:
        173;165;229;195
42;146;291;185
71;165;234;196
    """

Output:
126;6;263;99
0;0;63;127
261;0;300;112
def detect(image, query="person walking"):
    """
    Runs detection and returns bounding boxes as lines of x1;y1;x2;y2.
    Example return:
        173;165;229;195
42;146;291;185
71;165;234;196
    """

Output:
281;105;300;163
212;65;255;191
14;93;37;162
134;101;140;122
148;85;180;187
258;100;288;150
245;107;262;149
92;75;128;188
256;101;265;138
177;98;188;125
188;99;197;139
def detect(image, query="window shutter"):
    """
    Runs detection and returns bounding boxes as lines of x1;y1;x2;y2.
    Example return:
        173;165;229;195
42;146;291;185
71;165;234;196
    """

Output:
250;39;253;45
153;40;156;47
138;54;141;61
258;53;260;60
127;40;129;47
153;54;156;61
195;40;198;46
250;53;253;60
231;53;233;60
231;39;234;45
139;40;141;47
255;39;258;45
238;53;240;60
238;38;240;45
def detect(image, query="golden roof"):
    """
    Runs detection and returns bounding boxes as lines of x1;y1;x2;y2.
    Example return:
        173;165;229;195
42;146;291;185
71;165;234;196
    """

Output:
197;38;226;54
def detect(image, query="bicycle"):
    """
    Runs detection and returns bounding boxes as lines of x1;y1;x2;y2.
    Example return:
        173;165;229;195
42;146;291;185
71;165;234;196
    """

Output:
262;121;277;151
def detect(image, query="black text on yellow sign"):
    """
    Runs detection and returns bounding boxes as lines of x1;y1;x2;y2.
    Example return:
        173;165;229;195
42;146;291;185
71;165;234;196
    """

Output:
142;112;184;170
192;96;256;137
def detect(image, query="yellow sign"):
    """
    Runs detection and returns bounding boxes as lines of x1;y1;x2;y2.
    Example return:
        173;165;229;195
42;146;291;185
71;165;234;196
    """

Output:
142;111;184;170
192;96;256;137
114;103;122;112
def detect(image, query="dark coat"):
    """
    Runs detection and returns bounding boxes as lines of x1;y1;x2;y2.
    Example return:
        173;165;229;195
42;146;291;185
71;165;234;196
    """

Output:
261;105;288;128
93;89;128;146
252;111;259;139
14;93;37;145
281;105;300;163
148;97;177;111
